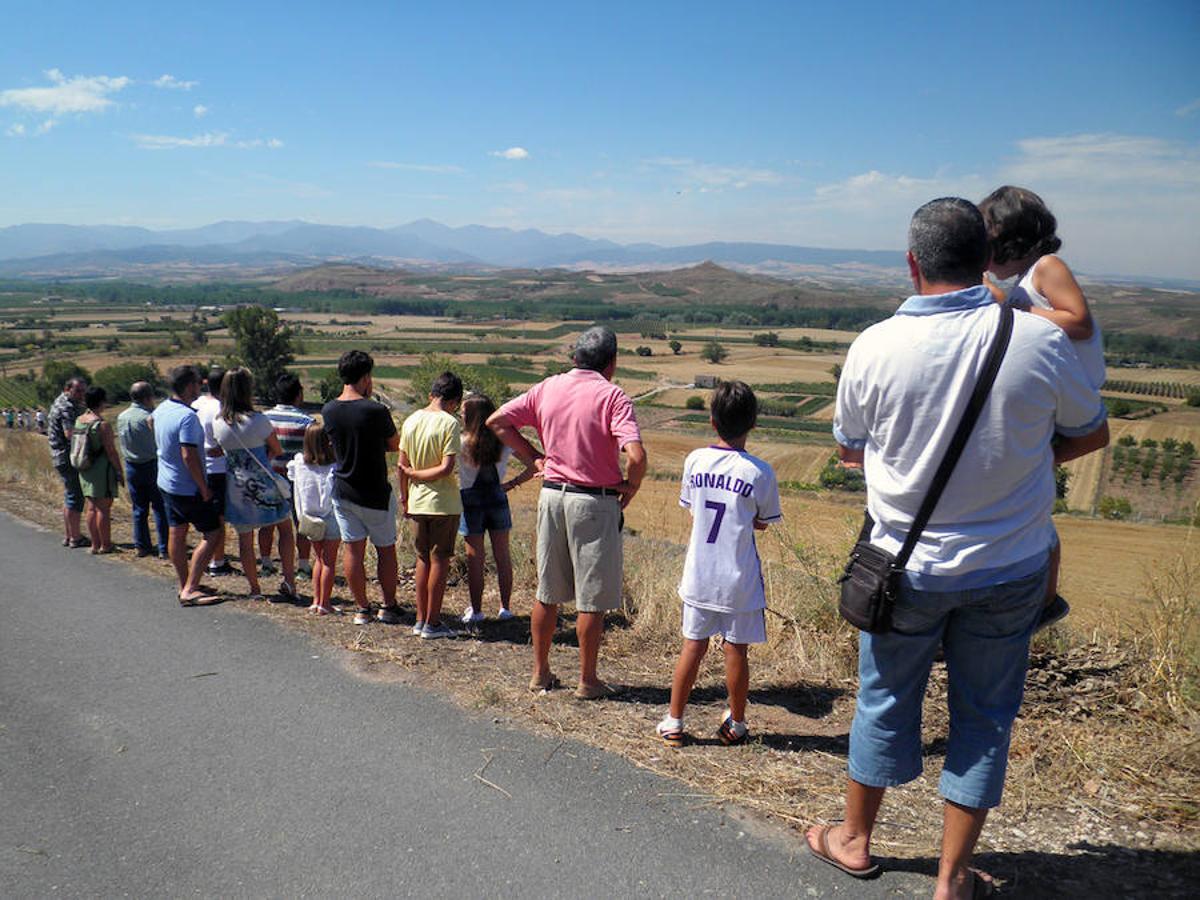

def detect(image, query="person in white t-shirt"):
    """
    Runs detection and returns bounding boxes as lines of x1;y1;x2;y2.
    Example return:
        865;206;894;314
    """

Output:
288;423;341;615
656;381;782;748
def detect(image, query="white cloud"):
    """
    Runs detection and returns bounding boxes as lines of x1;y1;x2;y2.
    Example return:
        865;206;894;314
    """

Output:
490;146;530;160
131;131;283;150
153;74;198;90
644;156;783;190
193;104;208;118
1176;98;1200;118
0;68;130;116
5;122;25;137
1003;133;1200;187
368;161;464;174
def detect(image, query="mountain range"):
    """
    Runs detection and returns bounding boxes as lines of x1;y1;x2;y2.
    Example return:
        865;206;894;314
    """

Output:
0;219;904;276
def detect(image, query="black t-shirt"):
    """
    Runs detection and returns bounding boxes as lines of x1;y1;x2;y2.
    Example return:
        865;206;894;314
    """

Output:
321;398;397;510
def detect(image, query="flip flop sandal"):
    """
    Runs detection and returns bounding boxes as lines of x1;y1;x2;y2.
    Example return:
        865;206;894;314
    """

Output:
178;592;220;607
716;718;751;746
529;673;561;693
656;722;686;748
805;825;880;879
573;681;619;701
969;870;996;898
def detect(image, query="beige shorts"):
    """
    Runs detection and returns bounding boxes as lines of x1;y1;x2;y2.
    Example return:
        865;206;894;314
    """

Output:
536;487;623;612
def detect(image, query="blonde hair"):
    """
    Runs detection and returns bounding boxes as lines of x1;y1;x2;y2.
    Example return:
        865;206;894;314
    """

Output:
302;422;334;466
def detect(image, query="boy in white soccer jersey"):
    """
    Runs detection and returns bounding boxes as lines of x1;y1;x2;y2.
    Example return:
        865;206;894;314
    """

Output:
656;381;782;747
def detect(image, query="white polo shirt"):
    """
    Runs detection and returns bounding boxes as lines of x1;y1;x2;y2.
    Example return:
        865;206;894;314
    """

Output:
833;285;1105;590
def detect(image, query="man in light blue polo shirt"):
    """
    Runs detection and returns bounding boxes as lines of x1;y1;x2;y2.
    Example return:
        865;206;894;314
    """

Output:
116;381;169;559
805;198;1108;897
155;365;224;606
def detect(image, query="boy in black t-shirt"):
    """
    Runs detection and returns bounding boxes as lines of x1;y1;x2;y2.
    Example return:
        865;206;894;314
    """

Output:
322;350;401;626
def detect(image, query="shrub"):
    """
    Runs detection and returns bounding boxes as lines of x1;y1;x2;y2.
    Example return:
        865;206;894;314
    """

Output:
685;395;705;411
701;340;728;364
635;346;653;357
818;453;866;491
1141;438;1158;449
35;359;92;406
1117;434;1137;447
668;339;682;355
93;362;162;403
1098;496;1133;520
1187;390;1200;407
753;332;780;347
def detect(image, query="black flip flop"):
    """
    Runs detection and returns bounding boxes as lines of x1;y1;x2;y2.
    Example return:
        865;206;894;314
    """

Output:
806;825;881;879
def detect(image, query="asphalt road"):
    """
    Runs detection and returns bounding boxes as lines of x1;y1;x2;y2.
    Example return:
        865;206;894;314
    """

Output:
0;510;929;898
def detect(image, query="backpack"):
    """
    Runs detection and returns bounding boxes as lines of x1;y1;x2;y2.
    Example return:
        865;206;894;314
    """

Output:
69;419;101;471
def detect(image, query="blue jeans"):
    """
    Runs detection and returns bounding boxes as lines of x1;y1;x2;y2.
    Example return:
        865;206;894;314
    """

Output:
126;460;168;554
848;563;1048;809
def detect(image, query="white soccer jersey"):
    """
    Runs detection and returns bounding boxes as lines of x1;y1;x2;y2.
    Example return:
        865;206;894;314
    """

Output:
678;446;783;613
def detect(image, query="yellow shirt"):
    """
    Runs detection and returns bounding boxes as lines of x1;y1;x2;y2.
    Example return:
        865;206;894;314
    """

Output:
400;408;463;516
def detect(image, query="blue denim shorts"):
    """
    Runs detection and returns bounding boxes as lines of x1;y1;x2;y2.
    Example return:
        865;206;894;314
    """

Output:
848;563;1047;809
332;493;397;547
458;490;513;537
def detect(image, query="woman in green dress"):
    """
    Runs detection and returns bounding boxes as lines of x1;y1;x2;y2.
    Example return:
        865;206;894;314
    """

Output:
75;386;125;554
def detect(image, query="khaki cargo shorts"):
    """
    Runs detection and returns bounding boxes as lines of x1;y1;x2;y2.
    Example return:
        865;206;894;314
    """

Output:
536;486;623;612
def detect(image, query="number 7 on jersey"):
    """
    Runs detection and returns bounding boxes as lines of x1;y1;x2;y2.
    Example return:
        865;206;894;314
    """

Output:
704;500;726;543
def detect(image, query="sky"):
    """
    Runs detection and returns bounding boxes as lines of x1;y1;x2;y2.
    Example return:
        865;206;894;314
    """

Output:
1;0;1198;278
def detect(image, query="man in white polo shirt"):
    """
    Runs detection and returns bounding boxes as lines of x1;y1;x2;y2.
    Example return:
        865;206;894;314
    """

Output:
805;198;1108;898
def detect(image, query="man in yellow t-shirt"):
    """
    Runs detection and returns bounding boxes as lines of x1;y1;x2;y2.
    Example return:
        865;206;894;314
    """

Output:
399;371;464;639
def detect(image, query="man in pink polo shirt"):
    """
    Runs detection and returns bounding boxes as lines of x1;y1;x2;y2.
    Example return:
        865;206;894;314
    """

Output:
489;326;647;699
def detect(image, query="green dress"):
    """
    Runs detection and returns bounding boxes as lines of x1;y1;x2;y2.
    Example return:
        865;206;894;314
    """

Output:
75;415;119;500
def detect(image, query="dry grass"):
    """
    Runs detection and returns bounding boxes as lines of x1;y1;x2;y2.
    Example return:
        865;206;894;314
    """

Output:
1;428;1198;894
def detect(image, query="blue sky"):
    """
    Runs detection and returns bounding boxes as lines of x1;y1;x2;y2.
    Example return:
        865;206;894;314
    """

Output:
1;0;1198;277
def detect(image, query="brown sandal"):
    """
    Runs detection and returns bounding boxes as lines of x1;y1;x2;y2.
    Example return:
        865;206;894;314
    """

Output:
805;825;880;879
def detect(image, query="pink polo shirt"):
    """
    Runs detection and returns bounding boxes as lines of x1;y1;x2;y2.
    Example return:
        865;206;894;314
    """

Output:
497;368;642;487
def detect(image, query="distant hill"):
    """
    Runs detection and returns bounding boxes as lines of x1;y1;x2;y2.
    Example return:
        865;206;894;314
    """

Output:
0;218;904;276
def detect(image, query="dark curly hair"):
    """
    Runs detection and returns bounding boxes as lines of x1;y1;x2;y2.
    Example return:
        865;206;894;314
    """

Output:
979;185;1062;266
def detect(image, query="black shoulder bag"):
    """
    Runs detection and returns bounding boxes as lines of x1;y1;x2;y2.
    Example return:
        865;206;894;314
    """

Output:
837;305;1014;633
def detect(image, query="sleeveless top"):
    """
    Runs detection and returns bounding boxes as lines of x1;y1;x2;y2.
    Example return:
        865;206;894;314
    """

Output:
1009;256;1106;390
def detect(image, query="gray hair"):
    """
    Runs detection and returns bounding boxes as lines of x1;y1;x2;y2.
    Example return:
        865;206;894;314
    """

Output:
63;376;87;392
130;381;155;404
572;326;618;372
908;197;988;286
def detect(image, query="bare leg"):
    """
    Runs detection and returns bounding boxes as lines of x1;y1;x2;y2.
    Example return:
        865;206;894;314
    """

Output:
98;497;115;550
934;801;990;900
426;554;450;626
168;524;190;589
297;534;311;567
85;500;101;551
258;524;273;562
530;601;558;683
723;641;750;722
805;779;886;874
490;530;513;612
414;556;430;624
668;638;709;719
464;534;486;614
343;539;368;611
212;519;226;566
277;520;296;586
308;539;324;608
376;543;398;608
316;540;339;609
576;610;605;689
238;531;261;594
63;505;83;542
181;529;220;597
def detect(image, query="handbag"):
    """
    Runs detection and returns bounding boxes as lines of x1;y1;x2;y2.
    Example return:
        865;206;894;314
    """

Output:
838;304;1014;633
226;419;293;503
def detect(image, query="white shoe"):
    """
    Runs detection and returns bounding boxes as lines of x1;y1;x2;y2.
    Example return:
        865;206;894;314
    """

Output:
411;621;426;636
497;608;515;621
461;608;485;625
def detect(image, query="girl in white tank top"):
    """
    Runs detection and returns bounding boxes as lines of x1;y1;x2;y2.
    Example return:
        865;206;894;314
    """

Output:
979;186;1106;622
979;185;1105;388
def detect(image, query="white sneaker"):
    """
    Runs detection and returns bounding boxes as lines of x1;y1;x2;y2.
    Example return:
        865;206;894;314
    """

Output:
497;608;515;621
461;608;485;625
376;605;403;625
411;621;426;636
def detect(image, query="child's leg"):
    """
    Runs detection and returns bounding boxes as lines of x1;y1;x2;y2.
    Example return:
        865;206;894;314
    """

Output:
323;540;339;606
308;539;324;607
1045;539;1061;605
490;529;513;611
258;524;274;562
464;533;486;614
723;641;750;724
669;638;710;720
414;556;430;624
427;553;450;626
238;530;261;594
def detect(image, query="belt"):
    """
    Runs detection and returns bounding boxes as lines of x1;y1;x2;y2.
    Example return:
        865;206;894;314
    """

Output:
542;480;620;497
